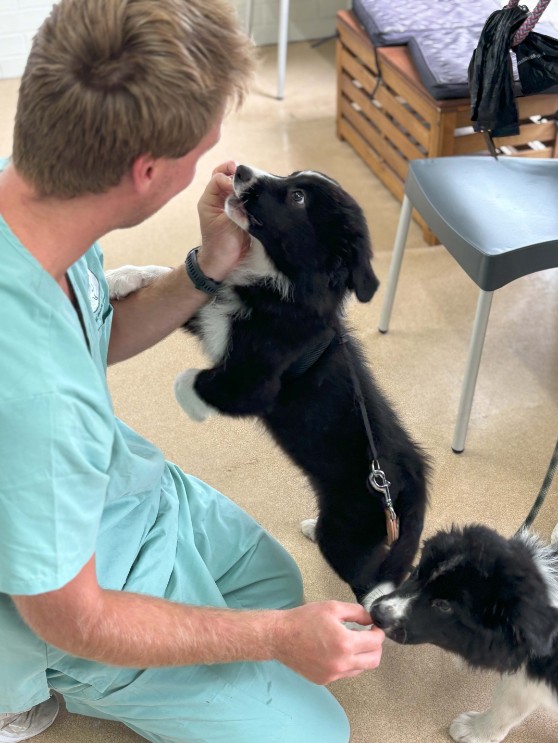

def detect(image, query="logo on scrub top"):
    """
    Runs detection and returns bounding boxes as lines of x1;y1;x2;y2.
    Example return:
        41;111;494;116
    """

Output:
88;269;100;313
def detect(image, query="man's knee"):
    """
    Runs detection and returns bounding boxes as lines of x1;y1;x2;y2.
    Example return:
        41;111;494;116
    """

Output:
265;536;304;608
230;530;304;610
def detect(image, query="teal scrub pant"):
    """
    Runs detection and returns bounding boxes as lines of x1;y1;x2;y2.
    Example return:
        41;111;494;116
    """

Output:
47;474;350;743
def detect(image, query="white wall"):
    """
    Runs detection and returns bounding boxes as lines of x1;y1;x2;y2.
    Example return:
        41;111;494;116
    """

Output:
0;0;349;80
0;0;55;79
237;0;349;45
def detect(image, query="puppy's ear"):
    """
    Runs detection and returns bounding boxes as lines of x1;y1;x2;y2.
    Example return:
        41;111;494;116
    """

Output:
515;602;558;657
494;563;558;658
349;249;380;303
338;194;379;302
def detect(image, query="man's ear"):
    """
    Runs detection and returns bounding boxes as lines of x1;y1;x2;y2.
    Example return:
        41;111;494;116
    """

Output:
130;154;157;195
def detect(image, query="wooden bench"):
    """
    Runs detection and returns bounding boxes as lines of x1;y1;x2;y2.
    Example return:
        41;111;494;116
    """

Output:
336;10;558;243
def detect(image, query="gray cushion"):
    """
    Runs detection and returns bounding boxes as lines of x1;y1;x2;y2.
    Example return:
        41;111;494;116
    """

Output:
352;0;558;100
353;0;500;47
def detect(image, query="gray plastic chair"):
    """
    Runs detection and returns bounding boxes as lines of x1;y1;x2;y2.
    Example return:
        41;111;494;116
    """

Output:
379;156;558;453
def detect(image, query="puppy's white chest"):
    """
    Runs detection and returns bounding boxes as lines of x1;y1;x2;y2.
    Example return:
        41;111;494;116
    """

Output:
196;289;244;363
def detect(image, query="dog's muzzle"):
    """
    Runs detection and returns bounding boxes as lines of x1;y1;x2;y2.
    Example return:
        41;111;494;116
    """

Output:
225;164;264;229
370;597;411;643
234;164;257;195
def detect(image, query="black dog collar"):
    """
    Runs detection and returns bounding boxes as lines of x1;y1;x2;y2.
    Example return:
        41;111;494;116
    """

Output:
185;248;222;295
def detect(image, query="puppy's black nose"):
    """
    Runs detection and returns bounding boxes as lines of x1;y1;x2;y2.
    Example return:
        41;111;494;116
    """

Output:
235;165;253;183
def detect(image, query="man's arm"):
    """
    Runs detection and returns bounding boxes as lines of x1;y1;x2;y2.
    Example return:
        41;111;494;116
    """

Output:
107;264;208;364
12;555;384;685
107;162;249;365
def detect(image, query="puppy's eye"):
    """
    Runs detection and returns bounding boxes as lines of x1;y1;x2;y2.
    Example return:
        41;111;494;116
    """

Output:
291;190;305;205
432;599;452;613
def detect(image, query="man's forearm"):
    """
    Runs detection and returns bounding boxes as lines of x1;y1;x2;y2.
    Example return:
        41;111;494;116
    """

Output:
13;554;384;684
107;265;208;365
17;587;280;668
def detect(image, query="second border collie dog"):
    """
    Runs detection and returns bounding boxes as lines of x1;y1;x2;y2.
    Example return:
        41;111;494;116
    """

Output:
107;166;429;608
371;524;558;742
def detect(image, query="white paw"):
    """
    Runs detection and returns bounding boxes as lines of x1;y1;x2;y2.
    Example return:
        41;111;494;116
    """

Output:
450;712;506;743
551;523;558;545
174;369;215;422
106;265;171;300
361;582;396;613
300;518;318;542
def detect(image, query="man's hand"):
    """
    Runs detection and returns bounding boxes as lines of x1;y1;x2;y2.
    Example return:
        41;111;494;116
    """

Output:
197;161;250;282
273;601;385;685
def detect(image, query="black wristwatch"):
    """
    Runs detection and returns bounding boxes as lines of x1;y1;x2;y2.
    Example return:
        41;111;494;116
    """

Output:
185;247;222;295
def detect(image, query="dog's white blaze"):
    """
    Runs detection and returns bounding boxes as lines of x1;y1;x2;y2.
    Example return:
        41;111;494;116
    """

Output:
376;593;415;620
297;170;338;186
232;165;337;196
450;667;558;743
361;581;396;612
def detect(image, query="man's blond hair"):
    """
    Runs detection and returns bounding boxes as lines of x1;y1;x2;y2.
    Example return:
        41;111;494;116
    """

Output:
13;0;255;198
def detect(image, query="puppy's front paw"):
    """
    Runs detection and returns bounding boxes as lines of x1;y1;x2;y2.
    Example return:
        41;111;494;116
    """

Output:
300;518;318;542
450;711;506;743
106;265;171;300
174;369;216;422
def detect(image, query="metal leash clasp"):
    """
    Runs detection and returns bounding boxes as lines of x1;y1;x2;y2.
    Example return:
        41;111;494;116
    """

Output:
368;460;399;546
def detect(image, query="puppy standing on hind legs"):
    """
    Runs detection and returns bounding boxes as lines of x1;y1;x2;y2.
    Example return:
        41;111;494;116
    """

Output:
106;166;429;609
173;165;430;609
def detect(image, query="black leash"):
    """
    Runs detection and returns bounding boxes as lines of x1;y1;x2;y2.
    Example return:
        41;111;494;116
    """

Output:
514;436;558;536
339;334;399;545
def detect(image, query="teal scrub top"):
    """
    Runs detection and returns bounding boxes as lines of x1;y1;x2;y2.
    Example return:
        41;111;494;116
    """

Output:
0;158;179;712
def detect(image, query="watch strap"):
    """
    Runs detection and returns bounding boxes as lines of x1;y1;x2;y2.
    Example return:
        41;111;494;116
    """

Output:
185;248;222;295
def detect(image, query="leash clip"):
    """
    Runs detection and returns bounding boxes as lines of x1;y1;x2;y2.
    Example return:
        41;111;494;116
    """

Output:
368;460;399;546
369;460;391;498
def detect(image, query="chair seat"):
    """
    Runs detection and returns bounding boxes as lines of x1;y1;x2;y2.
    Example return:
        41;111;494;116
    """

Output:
406;157;558;291
381;155;558;451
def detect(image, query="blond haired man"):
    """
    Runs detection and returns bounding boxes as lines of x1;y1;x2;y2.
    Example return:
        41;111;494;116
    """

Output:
0;1;384;741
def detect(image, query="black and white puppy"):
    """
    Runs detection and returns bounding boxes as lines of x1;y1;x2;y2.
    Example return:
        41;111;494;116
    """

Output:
108;166;429;608
371;524;558;742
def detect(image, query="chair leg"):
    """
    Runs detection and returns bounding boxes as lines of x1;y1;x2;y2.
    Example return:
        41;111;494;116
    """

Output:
452;289;494;453
276;0;290;99
378;194;412;333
